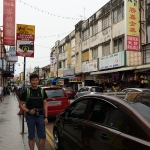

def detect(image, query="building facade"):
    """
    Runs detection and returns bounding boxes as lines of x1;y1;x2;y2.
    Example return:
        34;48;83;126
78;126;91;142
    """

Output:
50;0;149;91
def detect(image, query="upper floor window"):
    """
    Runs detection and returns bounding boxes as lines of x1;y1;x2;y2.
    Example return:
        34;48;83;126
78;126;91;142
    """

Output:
83;29;89;41
113;5;124;23
59;46;62;53
102;15;110;30
92;23;98;35
58;61;62;69
92;48;98;60
102;43;110;56
114;36;124;53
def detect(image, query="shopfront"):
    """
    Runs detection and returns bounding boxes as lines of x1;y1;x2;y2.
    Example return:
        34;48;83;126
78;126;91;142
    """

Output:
82;60;98;86
91;51;150;91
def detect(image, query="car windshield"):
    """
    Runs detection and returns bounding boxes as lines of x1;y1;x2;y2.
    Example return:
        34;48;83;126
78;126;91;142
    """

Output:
45;89;65;98
91;87;103;92
63;87;73;90
127;92;150;122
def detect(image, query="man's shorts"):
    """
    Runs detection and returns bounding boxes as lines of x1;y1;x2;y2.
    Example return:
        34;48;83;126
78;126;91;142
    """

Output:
26;114;46;139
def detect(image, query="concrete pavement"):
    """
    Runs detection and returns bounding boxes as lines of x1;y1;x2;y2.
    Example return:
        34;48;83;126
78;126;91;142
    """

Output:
0;94;38;150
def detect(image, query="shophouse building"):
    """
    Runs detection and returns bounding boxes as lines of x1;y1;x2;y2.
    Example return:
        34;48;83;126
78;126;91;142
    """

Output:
51;0;149;91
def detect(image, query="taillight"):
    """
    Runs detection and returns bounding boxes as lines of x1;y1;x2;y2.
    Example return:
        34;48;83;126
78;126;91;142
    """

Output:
89;88;92;92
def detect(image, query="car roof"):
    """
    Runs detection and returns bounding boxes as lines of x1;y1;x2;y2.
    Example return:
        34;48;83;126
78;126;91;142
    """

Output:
125;88;150;91
82;86;102;88
42;86;62;89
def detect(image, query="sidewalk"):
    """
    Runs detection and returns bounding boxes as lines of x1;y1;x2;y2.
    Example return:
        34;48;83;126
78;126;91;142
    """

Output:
0;94;38;150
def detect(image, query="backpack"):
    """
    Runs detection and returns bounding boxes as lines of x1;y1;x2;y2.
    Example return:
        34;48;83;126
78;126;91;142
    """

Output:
26;87;44;101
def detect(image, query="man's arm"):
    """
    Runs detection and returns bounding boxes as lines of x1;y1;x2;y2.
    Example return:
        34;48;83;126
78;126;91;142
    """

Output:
43;100;47;117
19;100;29;113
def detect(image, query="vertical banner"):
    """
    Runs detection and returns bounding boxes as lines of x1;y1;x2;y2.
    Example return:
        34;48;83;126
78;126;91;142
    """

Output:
50;57;55;71
16;24;35;57
8;63;14;73
3;0;16;45
125;0;140;51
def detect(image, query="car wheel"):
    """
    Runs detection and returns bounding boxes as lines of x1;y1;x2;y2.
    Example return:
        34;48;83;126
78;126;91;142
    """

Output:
53;129;63;150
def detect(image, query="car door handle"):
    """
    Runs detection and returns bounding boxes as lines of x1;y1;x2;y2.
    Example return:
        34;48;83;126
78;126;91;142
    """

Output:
73;126;78;130
99;134;110;140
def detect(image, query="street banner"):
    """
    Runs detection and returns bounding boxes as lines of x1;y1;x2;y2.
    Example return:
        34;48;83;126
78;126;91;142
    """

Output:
8;63;14;73
50;57;55;71
7;46;18;62
125;0;140;51
16;24;35;57
3;0;16;45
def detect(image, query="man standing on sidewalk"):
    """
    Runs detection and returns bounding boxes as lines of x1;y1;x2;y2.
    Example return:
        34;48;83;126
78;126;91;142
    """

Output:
0;85;3;102
19;74;48;150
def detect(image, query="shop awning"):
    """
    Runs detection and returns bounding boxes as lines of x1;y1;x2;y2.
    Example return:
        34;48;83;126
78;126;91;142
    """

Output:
60;75;75;79
90;67;135;75
134;68;150;73
3;71;14;77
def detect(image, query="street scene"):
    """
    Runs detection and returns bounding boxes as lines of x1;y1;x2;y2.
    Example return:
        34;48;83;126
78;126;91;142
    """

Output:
0;0;150;150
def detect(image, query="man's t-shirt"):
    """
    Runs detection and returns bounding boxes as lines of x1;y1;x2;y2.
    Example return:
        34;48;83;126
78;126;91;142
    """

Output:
20;87;48;110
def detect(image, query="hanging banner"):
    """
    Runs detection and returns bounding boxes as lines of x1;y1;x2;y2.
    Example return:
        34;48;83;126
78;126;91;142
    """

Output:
50;57;55;71
3;0;16;45
8;63;14;73
125;0;140;51
16;24;35;57
7;46;18;62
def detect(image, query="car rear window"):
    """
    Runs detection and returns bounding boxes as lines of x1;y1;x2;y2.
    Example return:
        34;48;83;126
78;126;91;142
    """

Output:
91;87;103;92
45;89;65;98
127;92;150;122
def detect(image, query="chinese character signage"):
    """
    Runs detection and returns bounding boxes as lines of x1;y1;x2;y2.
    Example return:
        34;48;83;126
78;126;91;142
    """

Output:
3;0;15;45
16;24;35;57
125;0;140;51
50;57;55;71
8;63;14;73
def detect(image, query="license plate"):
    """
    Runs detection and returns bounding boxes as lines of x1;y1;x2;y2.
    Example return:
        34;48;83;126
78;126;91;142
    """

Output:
48;101;61;106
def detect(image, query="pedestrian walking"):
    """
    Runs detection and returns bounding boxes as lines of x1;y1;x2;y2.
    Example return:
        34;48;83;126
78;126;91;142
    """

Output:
19;74;48;150
0;85;3;102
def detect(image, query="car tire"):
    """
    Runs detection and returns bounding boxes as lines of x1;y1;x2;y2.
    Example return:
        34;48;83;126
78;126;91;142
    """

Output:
53;129;63;150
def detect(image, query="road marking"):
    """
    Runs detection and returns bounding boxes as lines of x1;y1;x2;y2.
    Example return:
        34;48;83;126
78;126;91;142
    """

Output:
46;128;54;140
46;133;55;150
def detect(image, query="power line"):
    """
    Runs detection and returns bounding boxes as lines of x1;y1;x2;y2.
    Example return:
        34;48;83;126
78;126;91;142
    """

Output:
17;0;80;20
35;31;71;39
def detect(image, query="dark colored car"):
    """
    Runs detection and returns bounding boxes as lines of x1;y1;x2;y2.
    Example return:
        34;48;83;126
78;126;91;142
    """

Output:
75;86;103;98
53;93;150;150
42;86;70;117
63;87;76;99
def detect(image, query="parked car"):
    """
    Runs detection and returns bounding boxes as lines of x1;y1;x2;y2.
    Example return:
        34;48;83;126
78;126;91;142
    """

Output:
63;87;76;99
53;94;150;150
75;86;103;98
122;88;150;93
42;86;70;117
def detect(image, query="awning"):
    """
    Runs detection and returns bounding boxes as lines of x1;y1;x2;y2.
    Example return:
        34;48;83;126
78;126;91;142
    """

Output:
60;75;75;79
90;67;135;75
134;68;150;73
3;71;14;77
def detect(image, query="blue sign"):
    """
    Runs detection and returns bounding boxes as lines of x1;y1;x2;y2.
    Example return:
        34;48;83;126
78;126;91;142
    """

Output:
8;63;14;73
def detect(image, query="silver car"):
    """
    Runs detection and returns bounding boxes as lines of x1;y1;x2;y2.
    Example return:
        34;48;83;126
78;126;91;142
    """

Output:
122;88;150;93
75;86;103;98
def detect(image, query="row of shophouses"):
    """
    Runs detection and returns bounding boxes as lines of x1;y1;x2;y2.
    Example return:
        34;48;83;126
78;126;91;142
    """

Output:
48;0;150;91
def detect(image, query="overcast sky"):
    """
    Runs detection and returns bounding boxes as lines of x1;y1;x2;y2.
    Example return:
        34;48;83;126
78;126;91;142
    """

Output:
0;0;110;75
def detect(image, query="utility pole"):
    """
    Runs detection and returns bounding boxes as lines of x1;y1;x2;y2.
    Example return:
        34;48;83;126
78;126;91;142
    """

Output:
21;56;26;133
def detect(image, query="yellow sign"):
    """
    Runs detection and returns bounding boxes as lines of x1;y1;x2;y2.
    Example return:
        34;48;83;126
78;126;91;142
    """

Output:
82;51;89;61
64;46;71;51
126;0;139;36
17;24;35;35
